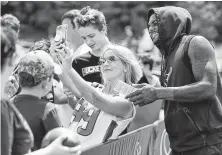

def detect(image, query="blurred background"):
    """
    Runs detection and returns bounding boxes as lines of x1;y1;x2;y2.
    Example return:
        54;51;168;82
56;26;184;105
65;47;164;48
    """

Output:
1;1;222;79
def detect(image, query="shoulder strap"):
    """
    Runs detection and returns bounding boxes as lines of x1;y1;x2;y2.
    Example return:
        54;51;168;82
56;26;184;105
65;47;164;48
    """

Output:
183;35;195;63
183;35;195;73
183;35;215;73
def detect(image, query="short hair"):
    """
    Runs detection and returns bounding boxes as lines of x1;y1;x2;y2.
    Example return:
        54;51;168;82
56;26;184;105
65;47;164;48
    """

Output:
18;50;54;88
1;14;20;33
61;9;80;28
101;44;143;84
29;38;51;54
1;26;17;69
76;6;107;34
28;39;61;82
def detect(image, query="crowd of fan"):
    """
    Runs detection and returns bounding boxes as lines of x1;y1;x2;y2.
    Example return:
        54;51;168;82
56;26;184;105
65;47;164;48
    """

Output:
1;6;162;155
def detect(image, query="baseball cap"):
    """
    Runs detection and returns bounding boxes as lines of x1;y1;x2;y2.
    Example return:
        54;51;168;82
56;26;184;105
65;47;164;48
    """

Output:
17;50;60;85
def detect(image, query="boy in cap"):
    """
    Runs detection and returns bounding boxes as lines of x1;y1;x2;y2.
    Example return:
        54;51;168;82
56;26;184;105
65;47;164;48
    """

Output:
13;50;62;151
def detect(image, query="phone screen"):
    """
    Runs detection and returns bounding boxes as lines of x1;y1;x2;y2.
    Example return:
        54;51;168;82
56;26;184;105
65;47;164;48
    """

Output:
52;24;68;65
54;24;68;42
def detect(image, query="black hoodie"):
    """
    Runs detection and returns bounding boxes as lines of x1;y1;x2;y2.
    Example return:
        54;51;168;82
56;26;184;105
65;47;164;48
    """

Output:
147;6;222;152
147;6;192;57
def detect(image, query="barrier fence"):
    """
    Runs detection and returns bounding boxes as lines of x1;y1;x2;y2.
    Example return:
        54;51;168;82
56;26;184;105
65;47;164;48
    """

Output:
82;120;170;155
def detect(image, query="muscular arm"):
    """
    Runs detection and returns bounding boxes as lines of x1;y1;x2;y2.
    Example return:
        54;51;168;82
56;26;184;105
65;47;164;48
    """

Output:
156;36;217;102
65;67;133;118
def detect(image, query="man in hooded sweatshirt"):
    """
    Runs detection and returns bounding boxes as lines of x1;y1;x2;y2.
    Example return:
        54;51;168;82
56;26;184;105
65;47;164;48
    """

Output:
126;6;222;155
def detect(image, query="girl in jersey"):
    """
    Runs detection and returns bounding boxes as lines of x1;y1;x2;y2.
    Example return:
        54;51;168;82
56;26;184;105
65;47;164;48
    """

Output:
50;43;143;150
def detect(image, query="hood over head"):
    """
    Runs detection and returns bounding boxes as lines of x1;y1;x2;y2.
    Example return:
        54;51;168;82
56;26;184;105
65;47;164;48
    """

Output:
147;6;192;57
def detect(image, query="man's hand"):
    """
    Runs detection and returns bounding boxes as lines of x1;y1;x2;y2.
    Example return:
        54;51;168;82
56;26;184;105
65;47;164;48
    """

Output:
126;83;158;106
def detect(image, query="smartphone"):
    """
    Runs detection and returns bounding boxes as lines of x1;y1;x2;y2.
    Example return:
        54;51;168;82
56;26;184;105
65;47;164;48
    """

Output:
54;24;68;43
53;24;68;65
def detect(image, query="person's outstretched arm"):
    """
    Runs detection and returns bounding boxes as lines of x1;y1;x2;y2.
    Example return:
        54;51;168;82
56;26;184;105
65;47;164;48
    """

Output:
49;41;82;98
126;36;218;105
52;44;133;119
158;36;217;101
66;65;133;118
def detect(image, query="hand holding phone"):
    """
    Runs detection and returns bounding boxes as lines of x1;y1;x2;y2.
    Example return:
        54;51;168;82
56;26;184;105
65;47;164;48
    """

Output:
50;24;68;65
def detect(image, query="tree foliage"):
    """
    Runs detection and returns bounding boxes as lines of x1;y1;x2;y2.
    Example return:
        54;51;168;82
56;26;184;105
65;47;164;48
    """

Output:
1;1;222;43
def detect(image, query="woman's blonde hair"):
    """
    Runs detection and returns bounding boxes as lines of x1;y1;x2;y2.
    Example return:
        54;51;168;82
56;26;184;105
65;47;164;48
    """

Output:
101;44;143;84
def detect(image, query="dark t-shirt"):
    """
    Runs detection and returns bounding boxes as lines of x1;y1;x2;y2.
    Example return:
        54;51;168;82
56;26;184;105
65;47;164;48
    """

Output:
72;52;102;84
13;94;61;150
1;98;33;155
137;73;149;84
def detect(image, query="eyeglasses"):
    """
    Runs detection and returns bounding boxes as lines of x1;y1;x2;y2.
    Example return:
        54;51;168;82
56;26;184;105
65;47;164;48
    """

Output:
99;56;119;65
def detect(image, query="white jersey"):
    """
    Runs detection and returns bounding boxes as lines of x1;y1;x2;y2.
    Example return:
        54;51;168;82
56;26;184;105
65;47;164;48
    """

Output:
69;97;136;150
